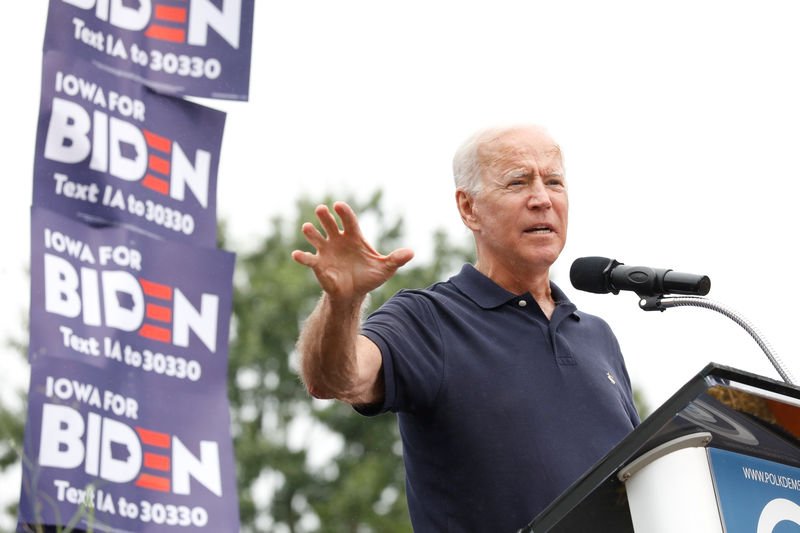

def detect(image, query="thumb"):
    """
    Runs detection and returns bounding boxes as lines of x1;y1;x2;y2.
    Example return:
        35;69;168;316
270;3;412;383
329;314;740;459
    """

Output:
385;248;415;270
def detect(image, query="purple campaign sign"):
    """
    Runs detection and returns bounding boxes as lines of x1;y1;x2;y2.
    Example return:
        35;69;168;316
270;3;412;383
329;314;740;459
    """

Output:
44;0;254;101
34;51;226;248
18;354;240;532
29;207;235;392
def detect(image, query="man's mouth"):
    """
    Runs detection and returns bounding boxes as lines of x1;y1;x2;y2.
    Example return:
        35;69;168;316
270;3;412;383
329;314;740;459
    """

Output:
525;225;552;234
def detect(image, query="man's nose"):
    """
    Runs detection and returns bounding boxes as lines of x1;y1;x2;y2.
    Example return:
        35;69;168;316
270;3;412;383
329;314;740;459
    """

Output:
526;179;552;209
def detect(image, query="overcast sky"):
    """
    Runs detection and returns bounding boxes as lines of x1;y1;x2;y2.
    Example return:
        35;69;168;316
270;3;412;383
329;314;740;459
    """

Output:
3;0;800;524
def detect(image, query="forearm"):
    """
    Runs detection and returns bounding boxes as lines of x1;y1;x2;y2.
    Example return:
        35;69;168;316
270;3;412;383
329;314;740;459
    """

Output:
297;292;381;403
291;202;409;404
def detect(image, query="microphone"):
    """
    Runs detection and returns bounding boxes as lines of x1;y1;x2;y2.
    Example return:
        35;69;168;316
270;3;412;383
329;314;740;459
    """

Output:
570;256;711;297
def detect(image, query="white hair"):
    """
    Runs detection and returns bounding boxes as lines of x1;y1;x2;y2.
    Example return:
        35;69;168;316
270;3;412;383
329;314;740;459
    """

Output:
451;124;562;196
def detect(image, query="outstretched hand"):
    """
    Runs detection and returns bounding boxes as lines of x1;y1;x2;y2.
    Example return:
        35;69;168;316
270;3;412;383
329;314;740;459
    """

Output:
291;202;414;301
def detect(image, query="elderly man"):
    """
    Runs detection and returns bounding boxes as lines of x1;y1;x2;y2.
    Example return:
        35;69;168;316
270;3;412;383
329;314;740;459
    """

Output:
292;124;639;532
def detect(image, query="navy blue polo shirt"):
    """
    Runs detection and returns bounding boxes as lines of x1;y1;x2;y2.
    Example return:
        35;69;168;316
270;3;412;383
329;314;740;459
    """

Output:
360;263;639;532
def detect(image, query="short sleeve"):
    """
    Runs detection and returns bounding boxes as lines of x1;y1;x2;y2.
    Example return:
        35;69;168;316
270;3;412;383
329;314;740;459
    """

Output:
358;290;445;416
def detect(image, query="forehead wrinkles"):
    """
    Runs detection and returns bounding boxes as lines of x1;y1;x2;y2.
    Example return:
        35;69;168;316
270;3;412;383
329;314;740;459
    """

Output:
478;135;563;177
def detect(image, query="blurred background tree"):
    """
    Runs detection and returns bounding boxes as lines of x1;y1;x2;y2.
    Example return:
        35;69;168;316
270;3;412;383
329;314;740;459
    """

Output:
1;335;28;525
228;190;474;532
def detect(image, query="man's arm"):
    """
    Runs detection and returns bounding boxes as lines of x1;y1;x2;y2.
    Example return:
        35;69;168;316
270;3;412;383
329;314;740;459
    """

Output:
292;202;413;406
296;293;384;404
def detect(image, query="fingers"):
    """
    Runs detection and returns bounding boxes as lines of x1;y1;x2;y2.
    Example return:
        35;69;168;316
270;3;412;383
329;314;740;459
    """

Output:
295;203;412;276
301;222;326;249
334;202;363;237
315;204;342;239
385;248;415;270
291;249;316;267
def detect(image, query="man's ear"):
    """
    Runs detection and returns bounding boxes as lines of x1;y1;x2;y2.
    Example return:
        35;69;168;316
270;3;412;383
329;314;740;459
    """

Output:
456;189;480;231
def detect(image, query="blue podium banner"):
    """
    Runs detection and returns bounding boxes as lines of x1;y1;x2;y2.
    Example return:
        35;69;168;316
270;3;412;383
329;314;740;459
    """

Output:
709;447;800;532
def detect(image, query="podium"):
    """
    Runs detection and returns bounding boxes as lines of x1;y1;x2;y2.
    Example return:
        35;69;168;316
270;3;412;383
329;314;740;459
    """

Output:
519;363;800;532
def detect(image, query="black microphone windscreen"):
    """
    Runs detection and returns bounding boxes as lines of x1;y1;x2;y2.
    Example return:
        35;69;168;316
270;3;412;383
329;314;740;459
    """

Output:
570;256;616;294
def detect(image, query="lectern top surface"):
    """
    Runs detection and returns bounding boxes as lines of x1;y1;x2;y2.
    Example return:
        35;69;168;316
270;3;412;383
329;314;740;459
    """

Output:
520;363;800;533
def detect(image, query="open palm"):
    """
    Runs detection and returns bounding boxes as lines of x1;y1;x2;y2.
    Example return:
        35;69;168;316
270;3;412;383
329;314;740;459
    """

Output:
292;202;414;301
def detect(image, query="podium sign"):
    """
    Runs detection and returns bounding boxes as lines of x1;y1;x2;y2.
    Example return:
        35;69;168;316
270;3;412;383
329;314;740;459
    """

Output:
709;448;800;532
520;364;800;532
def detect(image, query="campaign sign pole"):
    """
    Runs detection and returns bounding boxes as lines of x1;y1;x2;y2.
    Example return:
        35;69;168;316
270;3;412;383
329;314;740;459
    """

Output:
43;0;255;101
34;50;226;248
20;207;239;531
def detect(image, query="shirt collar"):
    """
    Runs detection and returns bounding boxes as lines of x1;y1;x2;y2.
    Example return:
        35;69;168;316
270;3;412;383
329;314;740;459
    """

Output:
450;263;579;319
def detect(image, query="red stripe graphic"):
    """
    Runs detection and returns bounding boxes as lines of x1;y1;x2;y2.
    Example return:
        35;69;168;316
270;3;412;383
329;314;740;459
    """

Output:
140;279;172;301
154;5;187;23
141;174;169;195
144;452;171;471
146;303;172;323
136;473;171;492
137;427;171;448
139;324;172;343
148;154;170;175
143;129;171;153
145;25;186;43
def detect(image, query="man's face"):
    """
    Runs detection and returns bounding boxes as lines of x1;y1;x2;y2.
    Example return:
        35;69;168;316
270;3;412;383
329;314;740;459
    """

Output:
460;127;568;276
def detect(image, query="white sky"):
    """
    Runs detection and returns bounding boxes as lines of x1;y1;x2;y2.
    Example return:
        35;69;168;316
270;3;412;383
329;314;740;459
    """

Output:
3;0;800;525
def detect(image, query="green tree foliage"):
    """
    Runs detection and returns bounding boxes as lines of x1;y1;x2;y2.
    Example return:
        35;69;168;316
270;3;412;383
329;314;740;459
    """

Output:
633;388;651;420
1;336;28;525
228;191;474;532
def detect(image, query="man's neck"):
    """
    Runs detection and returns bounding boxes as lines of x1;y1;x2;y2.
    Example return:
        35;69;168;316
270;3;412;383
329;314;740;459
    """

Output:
474;261;556;319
